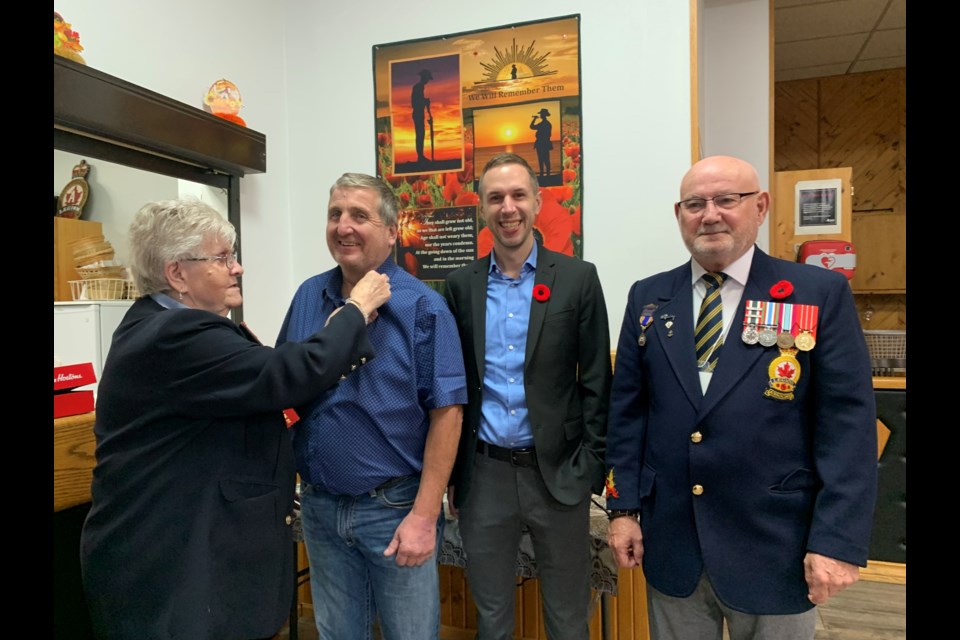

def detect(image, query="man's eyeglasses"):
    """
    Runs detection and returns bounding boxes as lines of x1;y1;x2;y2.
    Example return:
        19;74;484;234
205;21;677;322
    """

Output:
182;253;238;269
676;191;759;214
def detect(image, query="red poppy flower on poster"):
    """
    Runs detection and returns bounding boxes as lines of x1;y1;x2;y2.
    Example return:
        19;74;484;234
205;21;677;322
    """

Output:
536;188;575;254
543;185;574;204
533;284;551;302
455;190;480;206
443;172;463;203
417;193;433;207
383;173;403;188
477;227;494;258
770;280;794;299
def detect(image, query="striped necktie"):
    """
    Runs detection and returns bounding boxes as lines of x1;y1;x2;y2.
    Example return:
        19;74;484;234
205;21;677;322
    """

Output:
695;272;727;372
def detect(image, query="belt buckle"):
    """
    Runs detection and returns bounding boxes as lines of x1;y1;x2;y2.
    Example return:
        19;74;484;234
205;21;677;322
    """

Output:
510;448;534;467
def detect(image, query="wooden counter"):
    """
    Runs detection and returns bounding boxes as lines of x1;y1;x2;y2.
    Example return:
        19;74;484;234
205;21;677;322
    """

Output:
873;376;906;390
53;412;97;512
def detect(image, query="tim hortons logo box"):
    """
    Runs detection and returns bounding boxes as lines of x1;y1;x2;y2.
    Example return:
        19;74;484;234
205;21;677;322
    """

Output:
54;362;96;418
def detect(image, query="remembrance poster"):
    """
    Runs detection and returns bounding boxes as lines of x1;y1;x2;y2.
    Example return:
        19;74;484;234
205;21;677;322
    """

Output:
373;15;583;284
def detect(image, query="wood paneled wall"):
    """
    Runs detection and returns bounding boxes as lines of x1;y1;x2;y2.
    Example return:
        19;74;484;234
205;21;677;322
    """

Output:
775;68;905;214
775;68;906;329
855;294;906;331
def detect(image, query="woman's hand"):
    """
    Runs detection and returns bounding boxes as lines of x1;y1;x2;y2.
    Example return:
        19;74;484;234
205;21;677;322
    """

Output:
348;271;391;323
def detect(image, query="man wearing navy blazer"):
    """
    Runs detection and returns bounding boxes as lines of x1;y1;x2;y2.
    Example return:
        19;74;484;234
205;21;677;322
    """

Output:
445;153;612;639
604;155;877;639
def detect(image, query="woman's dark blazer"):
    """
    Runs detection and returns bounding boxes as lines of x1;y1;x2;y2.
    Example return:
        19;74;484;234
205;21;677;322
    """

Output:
80;297;373;639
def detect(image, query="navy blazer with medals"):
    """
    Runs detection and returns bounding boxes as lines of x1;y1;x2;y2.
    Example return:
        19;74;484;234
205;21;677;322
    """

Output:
605;247;877;615
444;244;612;508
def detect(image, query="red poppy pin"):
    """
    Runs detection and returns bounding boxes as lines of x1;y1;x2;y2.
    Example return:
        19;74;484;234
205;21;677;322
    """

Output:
605;469;620;499
533;284;551;302
770;280;794;300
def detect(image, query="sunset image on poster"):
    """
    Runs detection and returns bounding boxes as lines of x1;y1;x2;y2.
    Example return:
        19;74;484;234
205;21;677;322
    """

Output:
473;100;561;181
389;54;463;174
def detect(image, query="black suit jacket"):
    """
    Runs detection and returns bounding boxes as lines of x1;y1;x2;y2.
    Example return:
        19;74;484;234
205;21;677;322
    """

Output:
80;297;373;639
445;245;612;508
605;248;877;614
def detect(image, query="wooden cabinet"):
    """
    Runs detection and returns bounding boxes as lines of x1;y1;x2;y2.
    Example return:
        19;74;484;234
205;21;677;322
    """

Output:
54;412;97;512
775;68;906;294
851;212;906;293
770;167;852;262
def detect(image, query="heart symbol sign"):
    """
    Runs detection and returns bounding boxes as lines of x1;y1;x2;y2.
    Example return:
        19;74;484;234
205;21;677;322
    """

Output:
821;255;836;268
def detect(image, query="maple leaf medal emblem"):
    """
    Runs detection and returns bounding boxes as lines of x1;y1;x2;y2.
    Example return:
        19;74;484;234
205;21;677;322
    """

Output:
763;351;801;401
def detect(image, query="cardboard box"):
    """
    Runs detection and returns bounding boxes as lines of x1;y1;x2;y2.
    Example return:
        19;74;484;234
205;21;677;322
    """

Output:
54;362;96;391
54;362;97;418
54;390;95;418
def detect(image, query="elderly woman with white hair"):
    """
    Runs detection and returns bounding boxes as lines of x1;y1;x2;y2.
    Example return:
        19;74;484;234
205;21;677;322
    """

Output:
80;198;390;640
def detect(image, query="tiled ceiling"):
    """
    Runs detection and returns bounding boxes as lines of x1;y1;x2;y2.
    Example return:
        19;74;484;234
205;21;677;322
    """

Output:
774;0;905;82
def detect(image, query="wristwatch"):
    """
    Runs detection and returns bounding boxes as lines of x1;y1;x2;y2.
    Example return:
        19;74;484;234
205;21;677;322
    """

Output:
607;509;640;522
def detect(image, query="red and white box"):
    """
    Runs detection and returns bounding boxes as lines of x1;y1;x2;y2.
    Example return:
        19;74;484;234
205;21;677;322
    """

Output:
54;362;96;418
798;240;857;280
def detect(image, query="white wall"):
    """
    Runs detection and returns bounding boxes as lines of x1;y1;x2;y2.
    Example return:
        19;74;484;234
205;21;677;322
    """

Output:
56;1;291;341
284;1;694;342
56;1;696;343
701;0;771;249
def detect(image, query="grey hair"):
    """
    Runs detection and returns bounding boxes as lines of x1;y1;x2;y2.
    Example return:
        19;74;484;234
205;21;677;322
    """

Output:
127;198;236;296
478;152;540;200
330;173;399;226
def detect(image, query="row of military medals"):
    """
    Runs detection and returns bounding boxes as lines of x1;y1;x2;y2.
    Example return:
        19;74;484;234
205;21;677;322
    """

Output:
744;301;818;400
742;300;817;350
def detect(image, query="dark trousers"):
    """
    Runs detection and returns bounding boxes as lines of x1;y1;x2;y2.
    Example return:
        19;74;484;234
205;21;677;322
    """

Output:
459;451;591;640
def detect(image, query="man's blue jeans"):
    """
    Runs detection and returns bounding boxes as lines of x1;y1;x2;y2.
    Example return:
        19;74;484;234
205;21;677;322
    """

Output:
300;477;443;639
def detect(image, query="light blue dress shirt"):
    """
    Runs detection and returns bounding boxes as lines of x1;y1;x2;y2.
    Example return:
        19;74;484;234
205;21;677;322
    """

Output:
479;242;538;449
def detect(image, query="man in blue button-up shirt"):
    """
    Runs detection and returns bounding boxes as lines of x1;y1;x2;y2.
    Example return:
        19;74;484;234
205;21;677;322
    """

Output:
278;172;466;639
444;153;612;640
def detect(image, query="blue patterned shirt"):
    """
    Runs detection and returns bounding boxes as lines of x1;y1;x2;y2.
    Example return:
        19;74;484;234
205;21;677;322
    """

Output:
479;243;537;448
277;258;467;495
